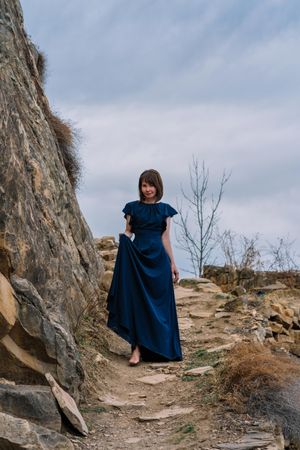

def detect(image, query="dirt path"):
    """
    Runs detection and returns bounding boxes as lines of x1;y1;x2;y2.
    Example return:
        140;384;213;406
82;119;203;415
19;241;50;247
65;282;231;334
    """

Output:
68;283;265;449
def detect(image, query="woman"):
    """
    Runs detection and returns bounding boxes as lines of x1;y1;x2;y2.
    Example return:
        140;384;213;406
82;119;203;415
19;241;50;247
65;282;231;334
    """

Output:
107;169;182;365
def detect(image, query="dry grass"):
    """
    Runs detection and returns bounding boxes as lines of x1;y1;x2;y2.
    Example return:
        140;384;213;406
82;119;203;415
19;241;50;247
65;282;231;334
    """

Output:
36;51;47;85
49;112;82;189
218;342;300;446
219;342;299;407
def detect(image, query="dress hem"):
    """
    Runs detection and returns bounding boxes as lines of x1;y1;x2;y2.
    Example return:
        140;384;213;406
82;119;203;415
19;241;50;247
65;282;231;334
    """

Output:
107;318;183;362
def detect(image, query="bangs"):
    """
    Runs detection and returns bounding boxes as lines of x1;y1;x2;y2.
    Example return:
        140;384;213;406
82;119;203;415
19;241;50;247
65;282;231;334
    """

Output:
141;174;157;185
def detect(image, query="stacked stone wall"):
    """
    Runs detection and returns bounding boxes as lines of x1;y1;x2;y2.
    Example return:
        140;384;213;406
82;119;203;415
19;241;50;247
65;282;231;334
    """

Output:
203;265;300;292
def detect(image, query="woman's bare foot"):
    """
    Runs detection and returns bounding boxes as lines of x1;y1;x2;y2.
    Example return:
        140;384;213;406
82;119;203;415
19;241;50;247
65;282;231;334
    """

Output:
129;346;141;366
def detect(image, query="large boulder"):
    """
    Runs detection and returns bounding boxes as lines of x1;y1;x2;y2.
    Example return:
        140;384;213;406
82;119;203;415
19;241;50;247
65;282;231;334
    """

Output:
0;0;103;399
0;384;61;431
0;411;74;449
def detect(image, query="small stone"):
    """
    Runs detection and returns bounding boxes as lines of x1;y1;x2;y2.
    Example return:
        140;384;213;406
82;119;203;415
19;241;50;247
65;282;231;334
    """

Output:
290;330;300;343
215;293;230;300
178;317;194;330
94;353;109;364
215;312;232;319
100;270;114;291
231;286;247;297
253;326;266;343
137;374;176;385
269;322;283;334
125;437;142;444
164;400;175;406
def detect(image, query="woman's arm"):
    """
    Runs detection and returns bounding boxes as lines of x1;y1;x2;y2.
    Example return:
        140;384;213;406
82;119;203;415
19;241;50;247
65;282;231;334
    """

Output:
124;215;133;238
161;217;179;283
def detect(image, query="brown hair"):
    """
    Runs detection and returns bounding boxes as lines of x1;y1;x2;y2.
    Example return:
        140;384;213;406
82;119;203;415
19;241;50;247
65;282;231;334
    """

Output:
138;169;163;202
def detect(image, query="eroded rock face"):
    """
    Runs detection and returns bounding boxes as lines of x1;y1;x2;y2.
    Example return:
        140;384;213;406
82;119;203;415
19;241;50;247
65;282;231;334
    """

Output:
0;276;84;399
0;0;103;398
0;0;103;330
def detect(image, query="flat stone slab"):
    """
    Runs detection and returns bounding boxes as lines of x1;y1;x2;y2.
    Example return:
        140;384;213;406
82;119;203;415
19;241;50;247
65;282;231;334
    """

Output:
189;310;213;319
137;374;177;385
175;287;201;303
149;363;171;369
99;394;145;409
45;373;88;436
216;432;275;449
0;411;74;449
207;343;235;353
185;366;214;376
138;406;194;421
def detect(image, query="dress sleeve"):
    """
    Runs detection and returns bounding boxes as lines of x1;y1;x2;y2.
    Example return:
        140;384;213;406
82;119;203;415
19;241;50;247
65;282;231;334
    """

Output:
165;203;178;218
122;202;133;219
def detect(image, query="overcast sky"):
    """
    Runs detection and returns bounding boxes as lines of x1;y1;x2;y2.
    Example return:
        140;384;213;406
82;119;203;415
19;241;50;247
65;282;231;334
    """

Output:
22;0;300;275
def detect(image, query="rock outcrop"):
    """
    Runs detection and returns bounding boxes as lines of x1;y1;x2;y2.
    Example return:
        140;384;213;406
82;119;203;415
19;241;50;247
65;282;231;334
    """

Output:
0;384;62;431
95;236;118;292
0;0;103;399
0;411;74;449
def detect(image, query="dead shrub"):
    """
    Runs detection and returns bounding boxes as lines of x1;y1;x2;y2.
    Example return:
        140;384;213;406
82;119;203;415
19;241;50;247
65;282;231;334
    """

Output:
219;342;298;406
36;51;47;85
218;342;300;446
48;112;82;189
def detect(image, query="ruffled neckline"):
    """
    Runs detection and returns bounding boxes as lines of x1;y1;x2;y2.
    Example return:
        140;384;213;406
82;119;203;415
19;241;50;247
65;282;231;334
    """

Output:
139;201;162;205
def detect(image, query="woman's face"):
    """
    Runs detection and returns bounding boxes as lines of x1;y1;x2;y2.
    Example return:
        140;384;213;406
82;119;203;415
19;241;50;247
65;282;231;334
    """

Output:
141;180;157;202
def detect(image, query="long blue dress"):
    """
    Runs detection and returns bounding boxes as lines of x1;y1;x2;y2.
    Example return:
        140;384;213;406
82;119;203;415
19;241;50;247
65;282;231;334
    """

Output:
106;200;182;362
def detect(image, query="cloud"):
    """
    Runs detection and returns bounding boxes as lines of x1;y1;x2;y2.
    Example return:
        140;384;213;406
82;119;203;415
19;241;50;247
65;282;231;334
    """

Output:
22;0;300;106
60;103;300;244
21;0;300;274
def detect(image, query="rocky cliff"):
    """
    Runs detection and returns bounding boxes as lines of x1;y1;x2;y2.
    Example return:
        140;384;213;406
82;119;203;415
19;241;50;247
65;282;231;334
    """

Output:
0;0;103;399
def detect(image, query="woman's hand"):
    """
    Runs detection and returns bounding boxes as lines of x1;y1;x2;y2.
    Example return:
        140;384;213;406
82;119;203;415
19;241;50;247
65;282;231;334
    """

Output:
171;263;179;283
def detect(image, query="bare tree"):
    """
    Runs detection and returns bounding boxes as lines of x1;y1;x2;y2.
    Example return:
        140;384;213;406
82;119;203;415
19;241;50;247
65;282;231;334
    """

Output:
219;230;263;270
266;236;298;271
174;156;230;276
